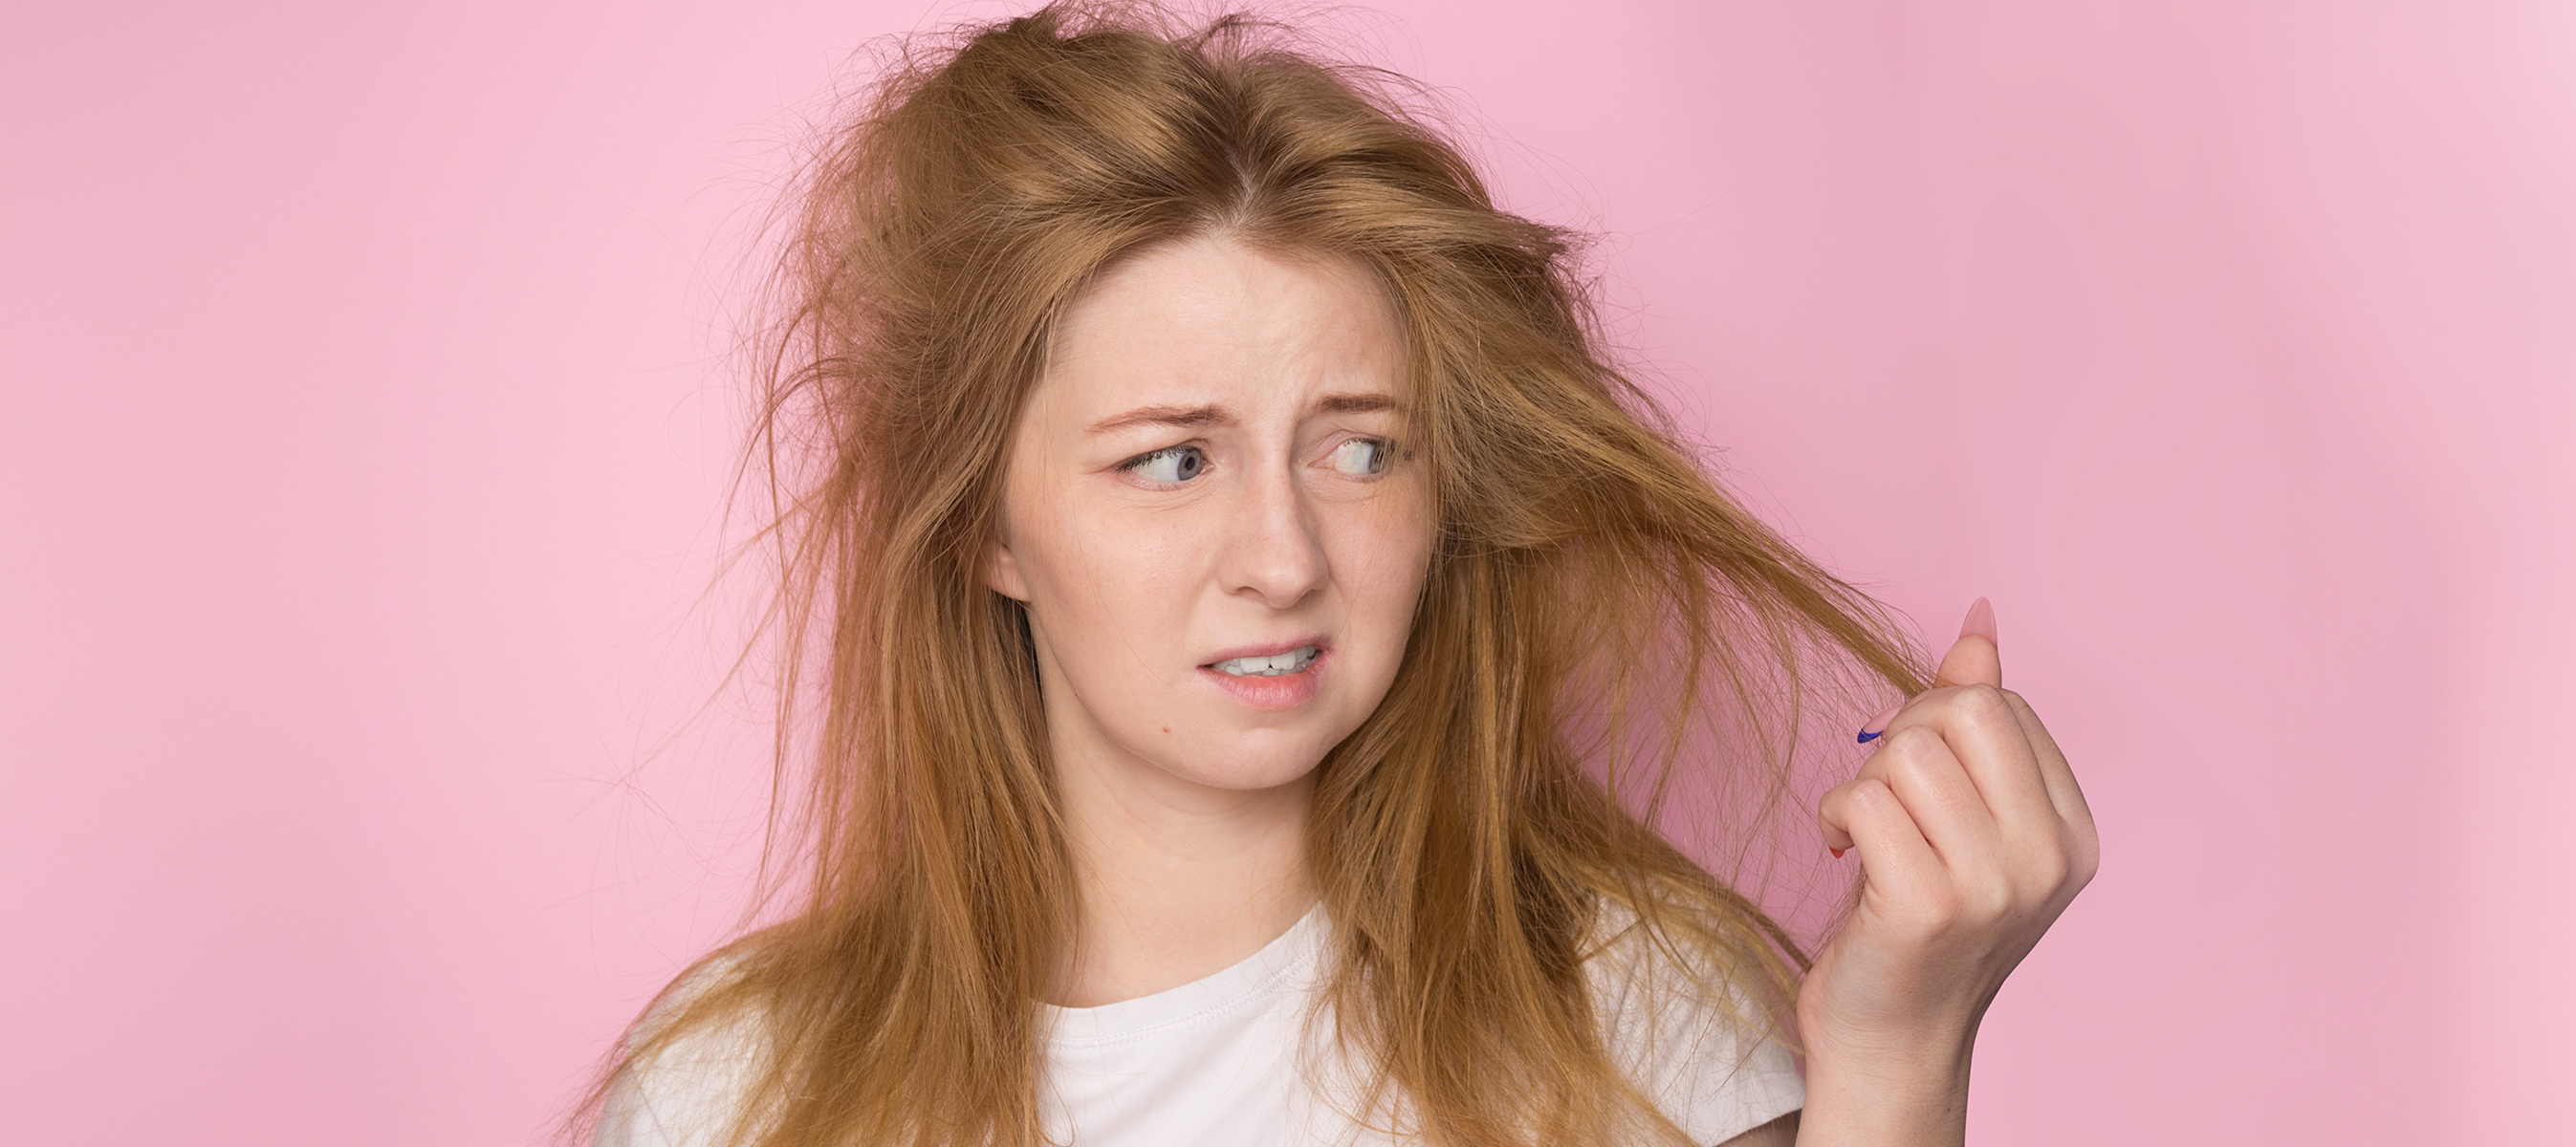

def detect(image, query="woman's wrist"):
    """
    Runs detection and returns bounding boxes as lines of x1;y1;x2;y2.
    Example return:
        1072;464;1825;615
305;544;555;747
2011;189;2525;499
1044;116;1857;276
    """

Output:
1795;1032;1975;1147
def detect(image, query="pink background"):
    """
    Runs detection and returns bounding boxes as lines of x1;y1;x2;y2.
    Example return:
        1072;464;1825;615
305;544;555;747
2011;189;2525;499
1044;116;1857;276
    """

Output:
4;2;2569;1143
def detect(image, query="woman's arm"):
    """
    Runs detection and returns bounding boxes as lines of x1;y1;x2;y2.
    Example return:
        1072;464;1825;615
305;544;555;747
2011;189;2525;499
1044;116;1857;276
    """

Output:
1796;600;2100;1146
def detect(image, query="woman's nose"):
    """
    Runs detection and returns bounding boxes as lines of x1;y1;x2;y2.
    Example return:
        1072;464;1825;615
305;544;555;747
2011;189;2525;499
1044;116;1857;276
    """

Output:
1220;461;1328;610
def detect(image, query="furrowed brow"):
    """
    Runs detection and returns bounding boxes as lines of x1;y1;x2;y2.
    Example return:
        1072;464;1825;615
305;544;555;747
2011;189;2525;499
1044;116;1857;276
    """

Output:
1086;404;1232;435
1314;393;1402;417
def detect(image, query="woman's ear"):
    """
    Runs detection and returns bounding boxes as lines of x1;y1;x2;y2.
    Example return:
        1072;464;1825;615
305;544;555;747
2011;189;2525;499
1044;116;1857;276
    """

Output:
986;528;1032;602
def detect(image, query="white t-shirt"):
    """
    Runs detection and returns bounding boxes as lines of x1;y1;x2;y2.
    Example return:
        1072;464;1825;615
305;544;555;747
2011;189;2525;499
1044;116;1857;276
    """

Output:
600;907;1803;1146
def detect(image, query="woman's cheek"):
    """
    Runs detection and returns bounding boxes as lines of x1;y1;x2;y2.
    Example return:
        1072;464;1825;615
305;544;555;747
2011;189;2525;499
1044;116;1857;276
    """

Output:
1343;484;1432;602
1325;498;1432;665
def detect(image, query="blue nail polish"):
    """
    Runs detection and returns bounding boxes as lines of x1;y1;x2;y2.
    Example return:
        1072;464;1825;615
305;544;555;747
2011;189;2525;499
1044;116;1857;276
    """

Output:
1857;729;1883;744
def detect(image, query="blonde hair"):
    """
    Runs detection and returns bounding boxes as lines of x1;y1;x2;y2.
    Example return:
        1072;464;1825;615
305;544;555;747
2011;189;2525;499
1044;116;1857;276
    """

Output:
589;5;1924;1145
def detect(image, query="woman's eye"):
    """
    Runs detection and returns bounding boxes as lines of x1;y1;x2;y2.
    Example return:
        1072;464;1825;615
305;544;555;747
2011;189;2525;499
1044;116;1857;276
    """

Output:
1327;438;1394;477
1125;445;1206;484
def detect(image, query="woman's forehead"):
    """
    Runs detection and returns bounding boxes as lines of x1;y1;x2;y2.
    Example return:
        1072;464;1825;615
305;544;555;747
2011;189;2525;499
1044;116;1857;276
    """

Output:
1034;236;1407;426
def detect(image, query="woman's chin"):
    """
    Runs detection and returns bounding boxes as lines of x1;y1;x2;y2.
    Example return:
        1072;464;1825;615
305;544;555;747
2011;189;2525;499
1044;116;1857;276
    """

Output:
1138;727;1339;795
1168;755;1327;795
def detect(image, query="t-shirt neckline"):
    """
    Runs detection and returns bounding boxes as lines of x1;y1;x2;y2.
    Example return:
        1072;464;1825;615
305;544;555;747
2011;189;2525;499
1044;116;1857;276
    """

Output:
1038;904;1328;1048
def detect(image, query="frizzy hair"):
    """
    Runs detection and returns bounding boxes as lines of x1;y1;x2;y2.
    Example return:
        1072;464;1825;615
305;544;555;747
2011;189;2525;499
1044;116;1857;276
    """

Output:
584;5;1925;1145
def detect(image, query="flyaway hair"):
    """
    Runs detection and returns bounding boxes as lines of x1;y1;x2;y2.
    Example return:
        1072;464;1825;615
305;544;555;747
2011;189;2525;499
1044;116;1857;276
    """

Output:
581;5;1926;1145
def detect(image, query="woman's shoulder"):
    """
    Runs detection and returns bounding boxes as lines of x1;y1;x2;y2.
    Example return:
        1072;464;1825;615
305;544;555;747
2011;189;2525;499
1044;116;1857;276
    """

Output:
596;947;775;1147
1582;898;1807;1145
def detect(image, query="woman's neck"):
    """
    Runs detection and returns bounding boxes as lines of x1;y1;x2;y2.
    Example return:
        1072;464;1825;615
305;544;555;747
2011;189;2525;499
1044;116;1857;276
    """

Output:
1046;740;1320;1008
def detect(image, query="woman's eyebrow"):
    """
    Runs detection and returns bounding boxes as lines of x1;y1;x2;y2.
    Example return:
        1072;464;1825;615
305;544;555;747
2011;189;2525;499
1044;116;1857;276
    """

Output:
1087;404;1231;434
1084;394;1398;435
1314;393;1401;416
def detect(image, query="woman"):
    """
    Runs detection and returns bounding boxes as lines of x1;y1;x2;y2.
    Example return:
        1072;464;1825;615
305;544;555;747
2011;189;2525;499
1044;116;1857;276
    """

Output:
590;6;2097;1146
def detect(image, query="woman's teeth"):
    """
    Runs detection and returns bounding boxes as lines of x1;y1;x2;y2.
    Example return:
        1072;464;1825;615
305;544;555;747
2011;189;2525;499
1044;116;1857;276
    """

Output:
1211;645;1320;677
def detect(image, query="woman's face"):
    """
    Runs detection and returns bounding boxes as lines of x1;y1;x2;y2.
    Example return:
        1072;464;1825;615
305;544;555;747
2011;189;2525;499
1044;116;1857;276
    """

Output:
989;234;1432;800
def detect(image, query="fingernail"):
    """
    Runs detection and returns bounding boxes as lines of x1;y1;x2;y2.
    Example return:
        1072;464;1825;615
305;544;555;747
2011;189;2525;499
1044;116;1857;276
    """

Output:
1960;596;1997;644
1829;847;1847;859
1857;701;1901;743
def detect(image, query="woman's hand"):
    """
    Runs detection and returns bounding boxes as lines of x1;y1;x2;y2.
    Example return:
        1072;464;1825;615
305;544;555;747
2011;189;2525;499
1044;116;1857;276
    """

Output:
1795;598;2099;1146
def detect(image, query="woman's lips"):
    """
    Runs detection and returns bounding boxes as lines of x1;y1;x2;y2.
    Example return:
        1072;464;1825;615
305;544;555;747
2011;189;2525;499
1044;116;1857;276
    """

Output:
1197;643;1330;711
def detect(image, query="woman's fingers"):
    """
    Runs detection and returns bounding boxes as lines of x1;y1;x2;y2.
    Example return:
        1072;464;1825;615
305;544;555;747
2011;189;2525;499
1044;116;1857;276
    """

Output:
1865;599;2063;847
2000;689;2098;862
1930;597;2001;689
1817;775;1944;898
1878;684;2061;844
1852;725;2007;871
1836;600;2085;893
1833;712;2085;947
